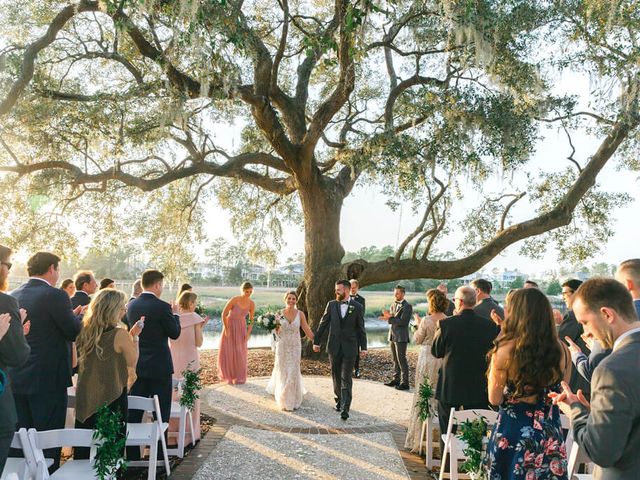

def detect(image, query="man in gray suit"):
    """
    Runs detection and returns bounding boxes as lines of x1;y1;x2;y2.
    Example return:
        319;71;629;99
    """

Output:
313;280;367;420
380;285;412;390
552;277;640;480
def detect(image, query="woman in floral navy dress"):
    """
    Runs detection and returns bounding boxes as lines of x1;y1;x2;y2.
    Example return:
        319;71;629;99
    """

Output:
485;288;572;480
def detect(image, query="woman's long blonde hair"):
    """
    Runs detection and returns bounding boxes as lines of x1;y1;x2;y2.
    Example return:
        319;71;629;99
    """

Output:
76;289;127;366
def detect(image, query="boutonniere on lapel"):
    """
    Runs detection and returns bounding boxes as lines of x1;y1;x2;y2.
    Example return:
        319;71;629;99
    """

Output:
347;304;355;315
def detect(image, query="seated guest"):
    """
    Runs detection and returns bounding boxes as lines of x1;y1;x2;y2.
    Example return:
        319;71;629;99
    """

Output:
126;269;180;460
615;258;640;317
71;270;98;308
9;252;82;469
471;278;504;320
551;278;640;479
432;286;499;449
0;245;30;472
169;291;209;445
485;288;571;479
560;279;591;396
60;278;75;298
100;278;115;290
74;289;141;459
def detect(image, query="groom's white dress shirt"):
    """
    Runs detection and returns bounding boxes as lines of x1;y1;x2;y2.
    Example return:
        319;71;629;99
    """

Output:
340;301;348;317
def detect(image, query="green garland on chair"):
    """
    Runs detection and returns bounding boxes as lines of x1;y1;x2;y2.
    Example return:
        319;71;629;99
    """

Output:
93;404;128;480
180;366;203;411
457;417;488;479
416;377;434;422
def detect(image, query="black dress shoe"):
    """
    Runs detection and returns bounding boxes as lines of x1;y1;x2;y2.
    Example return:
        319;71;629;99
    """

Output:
335;402;341;411
354;368;361;378
341;410;349;420
395;383;410;391
384;379;399;387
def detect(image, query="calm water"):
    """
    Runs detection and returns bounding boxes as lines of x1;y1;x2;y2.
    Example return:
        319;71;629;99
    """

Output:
200;318;390;350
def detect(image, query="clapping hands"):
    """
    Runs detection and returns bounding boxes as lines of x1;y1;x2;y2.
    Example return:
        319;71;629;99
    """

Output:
490;309;503;326
379;310;391;321
20;308;31;336
0;313;10;341
548;381;590;417
564;336;582;355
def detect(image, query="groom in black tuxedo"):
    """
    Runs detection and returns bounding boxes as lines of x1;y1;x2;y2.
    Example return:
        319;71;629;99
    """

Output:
313;280;367;420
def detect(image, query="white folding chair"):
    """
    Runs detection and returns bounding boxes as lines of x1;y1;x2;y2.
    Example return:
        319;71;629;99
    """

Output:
1;428;39;480
439;408;498;480
419;414;440;469
126;395;170;480
27;428;96;480
567;439;595;479
167;379;196;458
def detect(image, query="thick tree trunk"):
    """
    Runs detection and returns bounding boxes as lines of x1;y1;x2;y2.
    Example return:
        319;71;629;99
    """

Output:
296;178;345;357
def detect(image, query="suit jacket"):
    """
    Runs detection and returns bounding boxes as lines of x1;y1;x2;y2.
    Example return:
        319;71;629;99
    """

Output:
70;290;91;309
572;340;611;383
127;293;180;378
314;299;367;358
431;309;499;406
569;330;640;480
559;310;591;396
473;297;504;321
387;299;412;343
0;292;30;432
350;293;365;312
9;279;82;394
445;299;455;317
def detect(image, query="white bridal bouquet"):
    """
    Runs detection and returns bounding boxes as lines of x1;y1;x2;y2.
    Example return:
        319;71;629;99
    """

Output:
256;312;283;351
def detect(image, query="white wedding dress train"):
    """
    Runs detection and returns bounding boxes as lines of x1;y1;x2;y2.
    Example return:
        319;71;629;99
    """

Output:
266;310;307;411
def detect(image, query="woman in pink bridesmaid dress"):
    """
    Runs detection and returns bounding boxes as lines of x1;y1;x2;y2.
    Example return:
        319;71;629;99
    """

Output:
217;281;255;384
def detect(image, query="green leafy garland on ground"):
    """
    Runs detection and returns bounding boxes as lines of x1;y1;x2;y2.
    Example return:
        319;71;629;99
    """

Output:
180;366;203;411
457;417;488;479
417;378;434;422
93;405;127;480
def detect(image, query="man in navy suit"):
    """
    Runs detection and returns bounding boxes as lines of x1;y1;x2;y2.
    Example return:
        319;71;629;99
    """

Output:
9;252;82;469
0;245;30;472
70;270;97;309
126;269;180;459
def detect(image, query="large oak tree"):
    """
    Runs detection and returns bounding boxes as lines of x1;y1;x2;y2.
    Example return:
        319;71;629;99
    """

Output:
0;0;638;346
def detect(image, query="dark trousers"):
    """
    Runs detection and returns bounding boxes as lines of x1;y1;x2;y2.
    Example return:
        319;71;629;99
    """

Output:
127;375;172;461
437;400;489;452
74;389;128;460
353;353;360;373
0;429;13;473
329;351;356;413
11;390;68;470
390;341;409;385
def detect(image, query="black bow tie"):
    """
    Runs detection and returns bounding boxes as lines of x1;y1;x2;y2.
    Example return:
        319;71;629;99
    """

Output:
341;301;349;305
395;301;403;305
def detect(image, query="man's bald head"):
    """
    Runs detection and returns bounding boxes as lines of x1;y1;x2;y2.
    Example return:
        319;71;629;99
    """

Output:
455;286;477;309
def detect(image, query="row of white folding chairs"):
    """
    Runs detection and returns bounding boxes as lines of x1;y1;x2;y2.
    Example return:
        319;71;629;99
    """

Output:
436;408;585;480
2;395;169;480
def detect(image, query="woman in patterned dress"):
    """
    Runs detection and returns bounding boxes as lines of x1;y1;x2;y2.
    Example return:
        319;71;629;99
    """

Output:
485;288;572;480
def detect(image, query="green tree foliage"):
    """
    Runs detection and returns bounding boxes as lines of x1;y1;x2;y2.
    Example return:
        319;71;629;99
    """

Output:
546;278;562;296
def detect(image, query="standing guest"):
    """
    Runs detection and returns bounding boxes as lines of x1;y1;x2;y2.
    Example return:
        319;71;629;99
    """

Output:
404;289;446;452
217;282;255;385
313;280;367;420
432;286;499;449
168;291;209;444
60;278;75;298
126;269;180;460
551;278;640;479
471;278;504;320
380;285;412;390
176;283;193;303
485;288;571;479
74;289;140;460
489;288;517;327
524;279;539;289
71;270;98;309
615;258;640;317
0;245;30;472
128;279;143;305
9;252;82;469
99;278;115;290
437;283;455;316
349;279;366;378
559;279;591;396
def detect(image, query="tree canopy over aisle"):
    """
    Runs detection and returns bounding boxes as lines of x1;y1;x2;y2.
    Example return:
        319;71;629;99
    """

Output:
0;0;638;337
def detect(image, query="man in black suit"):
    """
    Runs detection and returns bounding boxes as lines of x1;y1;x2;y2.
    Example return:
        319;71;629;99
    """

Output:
349;279;366;378
560;279;591;397
70;270;97;309
313;280;367;420
432;285;499;448
126;269;180;458
9;252;82;469
380;285;412;390
471;278;504;321
0;245;30;472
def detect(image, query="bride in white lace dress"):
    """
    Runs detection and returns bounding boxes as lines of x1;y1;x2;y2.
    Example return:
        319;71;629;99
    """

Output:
266;291;315;411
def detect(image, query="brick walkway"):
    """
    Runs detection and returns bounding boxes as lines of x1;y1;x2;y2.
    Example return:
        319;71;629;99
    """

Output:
170;379;438;479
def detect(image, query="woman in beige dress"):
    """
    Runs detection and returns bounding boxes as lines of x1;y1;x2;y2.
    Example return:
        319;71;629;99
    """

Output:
404;289;448;452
